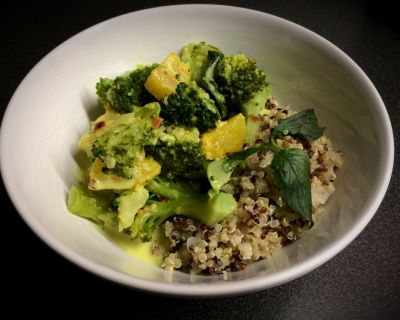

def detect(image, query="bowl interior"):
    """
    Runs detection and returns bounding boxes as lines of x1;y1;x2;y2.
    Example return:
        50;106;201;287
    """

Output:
0;5;392;295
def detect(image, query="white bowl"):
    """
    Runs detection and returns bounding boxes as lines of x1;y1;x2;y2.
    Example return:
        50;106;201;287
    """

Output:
0;5;394;296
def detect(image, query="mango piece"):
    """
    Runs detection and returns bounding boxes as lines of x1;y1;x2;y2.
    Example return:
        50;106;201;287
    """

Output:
202;113;246;159
144;53;191;100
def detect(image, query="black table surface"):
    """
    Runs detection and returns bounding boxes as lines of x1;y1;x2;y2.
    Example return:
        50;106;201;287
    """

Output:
1;1;399;318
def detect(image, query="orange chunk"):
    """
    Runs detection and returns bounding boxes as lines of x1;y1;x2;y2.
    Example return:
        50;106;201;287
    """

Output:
144;53;191;100
202;113;246;159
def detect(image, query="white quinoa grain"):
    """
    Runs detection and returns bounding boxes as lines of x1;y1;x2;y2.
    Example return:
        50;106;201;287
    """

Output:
198;253;208;263
259;158;269;168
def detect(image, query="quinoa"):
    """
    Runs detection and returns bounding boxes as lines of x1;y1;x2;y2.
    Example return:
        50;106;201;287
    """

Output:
157;98;342;274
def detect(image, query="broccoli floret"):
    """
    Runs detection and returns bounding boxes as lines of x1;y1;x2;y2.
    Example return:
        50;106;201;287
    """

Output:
145;125;206;179
96;78;113;103
145;142;205;179
129;177;237;241
91;103;161;178
181;41;222;83
215;53;267;108
161;81;220;132
96;64;158;113
91;125;141;178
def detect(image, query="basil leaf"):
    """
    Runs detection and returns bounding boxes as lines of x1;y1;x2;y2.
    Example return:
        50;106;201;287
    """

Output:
272;109;326;142
201;51;227;118
271;148;312;221
223;144;271;172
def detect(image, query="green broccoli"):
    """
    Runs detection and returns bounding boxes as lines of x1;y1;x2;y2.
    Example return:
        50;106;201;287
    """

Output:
215;53;267;108
128;177;237;241
241;86;270;146
181;41;222;83
161;81;220;132
117;187;149;231
67;185;117;227
204;158;234;192
145;142;205;179
91;103;161;179
96;64;158;113
144;125;206;179
91;123;141;178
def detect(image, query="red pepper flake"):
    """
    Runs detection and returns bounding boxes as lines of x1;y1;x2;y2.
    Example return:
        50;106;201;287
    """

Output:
152;116;164;129
94;121;105;130
249;114;260;123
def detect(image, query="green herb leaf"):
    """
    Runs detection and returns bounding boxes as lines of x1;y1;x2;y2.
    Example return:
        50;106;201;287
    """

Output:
271;148;312;221
272;109;326;142
223;144;271;172
201;50;227;118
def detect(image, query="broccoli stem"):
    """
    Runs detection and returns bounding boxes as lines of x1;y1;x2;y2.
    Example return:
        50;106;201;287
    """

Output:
147;178;196;200
151;191;235;225
130;177;237;240
67;185;116;226
241;86;270;146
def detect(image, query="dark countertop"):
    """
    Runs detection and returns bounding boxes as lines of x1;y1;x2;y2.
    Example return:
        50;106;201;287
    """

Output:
1;1;399;318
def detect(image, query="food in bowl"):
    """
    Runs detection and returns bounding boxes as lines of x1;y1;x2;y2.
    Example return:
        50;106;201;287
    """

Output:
67;42;342;274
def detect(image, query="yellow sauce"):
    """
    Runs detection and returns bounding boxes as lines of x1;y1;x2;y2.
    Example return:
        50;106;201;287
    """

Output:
101;227;163;266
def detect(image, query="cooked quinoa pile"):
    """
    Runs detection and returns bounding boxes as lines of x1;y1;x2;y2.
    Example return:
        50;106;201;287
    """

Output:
154;98;342;274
